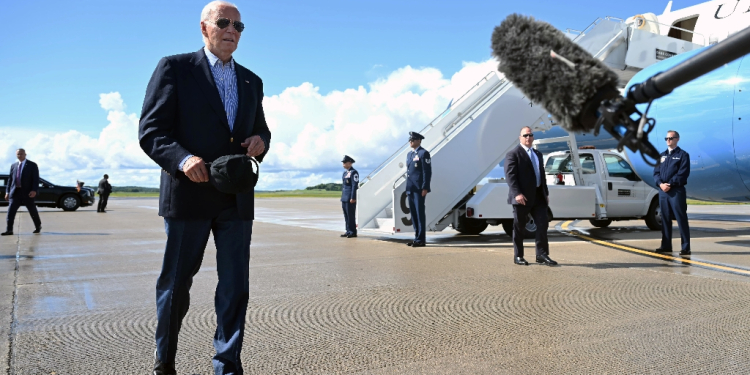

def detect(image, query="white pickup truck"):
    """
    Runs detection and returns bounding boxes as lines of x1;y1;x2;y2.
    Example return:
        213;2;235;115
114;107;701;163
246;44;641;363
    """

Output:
455;148;661;237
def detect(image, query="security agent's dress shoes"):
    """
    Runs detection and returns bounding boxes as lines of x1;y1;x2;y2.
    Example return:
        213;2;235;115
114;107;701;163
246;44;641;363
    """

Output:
406;241;414;246
654;247;672;253
340;233;349;237
346;234;357;238
680;248;691;256
514;257;529;266
153;358;176;375
536;255;558;266
33;227;41;234
411;242;425;247
0;231;12;236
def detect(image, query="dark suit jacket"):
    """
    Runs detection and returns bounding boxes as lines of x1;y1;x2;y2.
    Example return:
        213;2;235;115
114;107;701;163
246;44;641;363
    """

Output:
97;179;112;195
6;160;39;199
139;48;272;220
405;147;432;193
505;145;548;206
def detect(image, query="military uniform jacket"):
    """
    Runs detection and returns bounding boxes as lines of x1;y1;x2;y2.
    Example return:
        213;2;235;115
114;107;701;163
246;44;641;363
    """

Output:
406;147;432;193
653;147;690;188
341;168;359;202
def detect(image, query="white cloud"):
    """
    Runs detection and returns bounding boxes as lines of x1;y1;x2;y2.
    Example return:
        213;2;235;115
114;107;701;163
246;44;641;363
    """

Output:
0;59;499;190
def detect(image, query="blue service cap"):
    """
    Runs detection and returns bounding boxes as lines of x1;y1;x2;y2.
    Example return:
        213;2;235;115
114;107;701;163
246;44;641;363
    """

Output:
409;131;425;141
342;155;355;163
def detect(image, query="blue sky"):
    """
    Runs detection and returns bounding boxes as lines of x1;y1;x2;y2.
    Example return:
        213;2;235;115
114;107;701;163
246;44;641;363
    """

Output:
0;0;707;188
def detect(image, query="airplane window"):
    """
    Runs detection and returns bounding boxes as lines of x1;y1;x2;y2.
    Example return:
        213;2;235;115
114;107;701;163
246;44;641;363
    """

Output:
604;154;635;178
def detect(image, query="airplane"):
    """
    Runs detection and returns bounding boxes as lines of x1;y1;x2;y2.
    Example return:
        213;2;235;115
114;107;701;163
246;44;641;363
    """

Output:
537;0;750;202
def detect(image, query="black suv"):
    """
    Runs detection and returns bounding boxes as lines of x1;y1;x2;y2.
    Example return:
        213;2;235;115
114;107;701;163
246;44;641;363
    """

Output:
0;175;96;211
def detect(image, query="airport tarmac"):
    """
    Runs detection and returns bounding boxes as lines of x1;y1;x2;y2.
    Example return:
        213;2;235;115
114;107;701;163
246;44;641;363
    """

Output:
1;197;750;374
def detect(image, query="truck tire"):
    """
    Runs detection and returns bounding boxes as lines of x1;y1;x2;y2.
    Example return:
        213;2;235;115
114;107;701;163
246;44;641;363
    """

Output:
645;197;662;231
589;219;612;228
60;194;81;211
501;215;536;239
456;216;489;235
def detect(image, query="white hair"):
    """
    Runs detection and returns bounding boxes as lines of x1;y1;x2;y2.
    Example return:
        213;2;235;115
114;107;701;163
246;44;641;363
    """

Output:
201;1;239;22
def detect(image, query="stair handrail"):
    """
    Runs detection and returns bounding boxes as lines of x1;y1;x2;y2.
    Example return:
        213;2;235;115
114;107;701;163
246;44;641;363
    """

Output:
362;71;498;183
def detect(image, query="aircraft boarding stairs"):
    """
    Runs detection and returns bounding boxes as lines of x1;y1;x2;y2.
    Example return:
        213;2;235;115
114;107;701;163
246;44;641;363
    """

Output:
357;16;706;234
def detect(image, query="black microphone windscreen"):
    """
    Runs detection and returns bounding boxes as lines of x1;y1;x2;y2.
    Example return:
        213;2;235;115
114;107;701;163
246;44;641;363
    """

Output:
491;14;620;132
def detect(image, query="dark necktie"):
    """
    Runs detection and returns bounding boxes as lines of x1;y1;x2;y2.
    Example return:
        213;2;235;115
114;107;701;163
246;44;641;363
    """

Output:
16;163;22;188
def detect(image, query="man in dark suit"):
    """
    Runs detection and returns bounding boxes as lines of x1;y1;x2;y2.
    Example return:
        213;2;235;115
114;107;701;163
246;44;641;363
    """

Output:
505;127;556;266
138;2;271;374
653;130;691;255
340;155;358;238
96;174;112;213
2;149;42;236
405;131;432;247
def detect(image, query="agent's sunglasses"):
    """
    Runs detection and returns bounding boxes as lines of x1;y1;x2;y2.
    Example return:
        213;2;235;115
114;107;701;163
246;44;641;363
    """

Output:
665;137;678;141
212;18;244;33
522;134;534;138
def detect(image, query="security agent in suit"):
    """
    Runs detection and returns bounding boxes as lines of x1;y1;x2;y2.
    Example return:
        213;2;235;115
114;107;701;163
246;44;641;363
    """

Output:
653;130;691;255
505;127;556;266
97;174;112;213
340;155;359;238
138;2;271;374
2;148;42;236
405;131;432;247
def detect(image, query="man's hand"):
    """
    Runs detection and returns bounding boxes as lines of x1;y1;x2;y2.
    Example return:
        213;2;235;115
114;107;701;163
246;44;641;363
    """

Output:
350;199;356;204
28;191;36;198
515;194;527;205
422;189;428;197
4;194;8;201
241;136;265;157
184;156;209;183
660;183;671;192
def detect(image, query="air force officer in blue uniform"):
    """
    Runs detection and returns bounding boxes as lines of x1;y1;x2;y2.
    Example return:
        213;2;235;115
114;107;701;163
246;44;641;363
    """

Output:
406;132;432;247
340;155;358;238
2;148;42;236
138;2;271;374
653;130;691;255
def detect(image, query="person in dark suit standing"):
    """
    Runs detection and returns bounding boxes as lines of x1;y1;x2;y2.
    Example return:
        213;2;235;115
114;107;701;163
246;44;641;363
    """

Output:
505;127;556;266
97;174;112;213
653;130;691;255
405;131;432;247
2;149;42;236
340;155;359;238
138;2;271;374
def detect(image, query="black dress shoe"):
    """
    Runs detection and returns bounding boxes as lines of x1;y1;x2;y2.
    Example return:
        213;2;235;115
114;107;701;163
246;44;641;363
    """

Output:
153;359;176;375
406;242;414;246
0;231;12;236
654;247;672;253
340;233;349;237
536;255;558;266
411;242;425;247
346;234;358;238
679;249;691;255
33;228;41;234
514;257;529;265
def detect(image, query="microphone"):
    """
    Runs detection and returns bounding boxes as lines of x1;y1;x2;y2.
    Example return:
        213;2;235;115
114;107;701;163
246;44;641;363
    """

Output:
491;14;750;165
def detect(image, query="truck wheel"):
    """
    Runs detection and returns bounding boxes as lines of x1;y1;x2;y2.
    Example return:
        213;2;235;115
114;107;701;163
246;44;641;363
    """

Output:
645;197;662;231
456;215;489;235
501;215;536;239
60;194;81;211
589;219;612;228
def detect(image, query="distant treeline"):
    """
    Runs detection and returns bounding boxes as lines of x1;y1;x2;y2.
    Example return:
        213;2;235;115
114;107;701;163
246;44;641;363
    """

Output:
305;183;342;191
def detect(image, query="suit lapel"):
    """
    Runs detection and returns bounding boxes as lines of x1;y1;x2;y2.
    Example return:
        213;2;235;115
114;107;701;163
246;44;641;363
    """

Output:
190;49;230;131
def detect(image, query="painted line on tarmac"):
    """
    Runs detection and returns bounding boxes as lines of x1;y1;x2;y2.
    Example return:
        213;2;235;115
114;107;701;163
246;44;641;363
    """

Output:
558;220;750;277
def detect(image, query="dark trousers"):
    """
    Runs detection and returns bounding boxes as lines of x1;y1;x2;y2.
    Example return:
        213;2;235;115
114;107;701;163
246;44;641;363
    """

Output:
342;201;357;235
156;207;253;375
512;186;549;258
97;193;109;212
407;190;427;243
659;186;690;251
6;192;41;232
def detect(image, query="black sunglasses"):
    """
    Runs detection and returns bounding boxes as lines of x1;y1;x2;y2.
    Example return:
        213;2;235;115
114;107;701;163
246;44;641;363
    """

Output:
522;134;534;138
665;137;678;141
213;18;244;33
